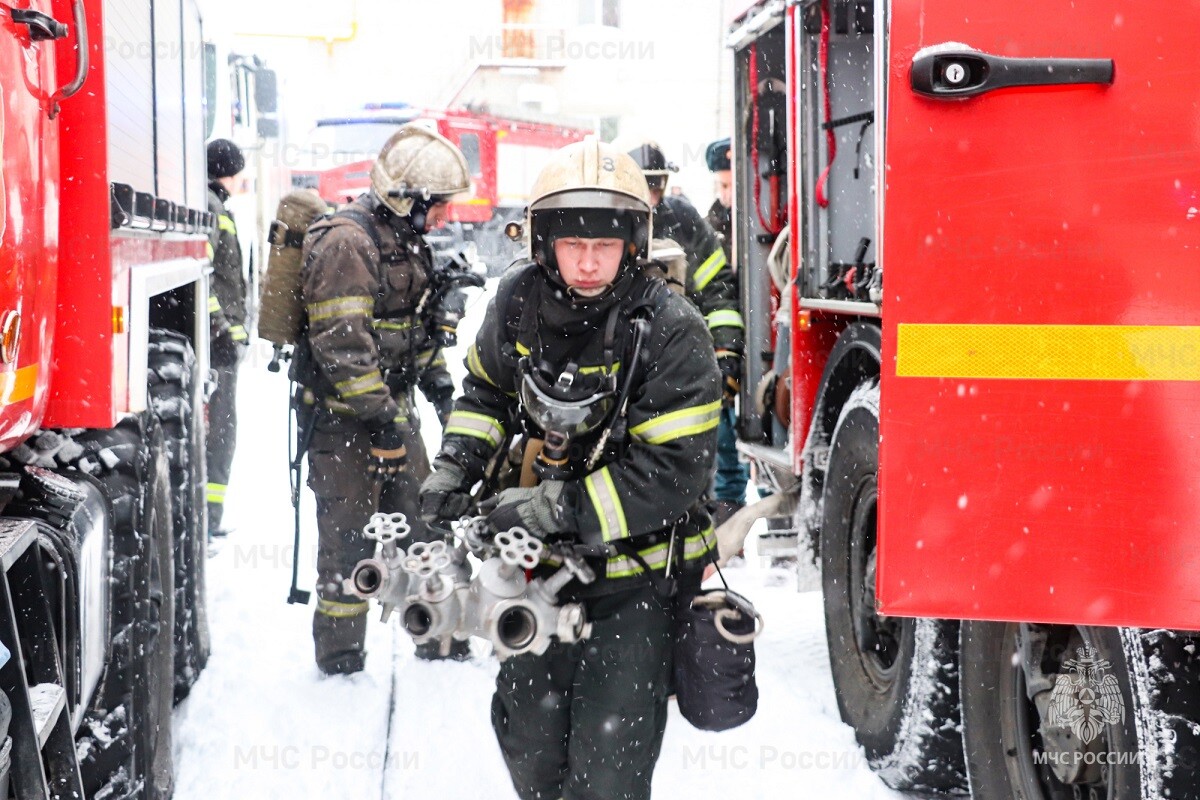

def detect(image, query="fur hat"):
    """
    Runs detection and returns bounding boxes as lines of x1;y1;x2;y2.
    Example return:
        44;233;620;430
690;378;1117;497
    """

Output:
706;138;732;172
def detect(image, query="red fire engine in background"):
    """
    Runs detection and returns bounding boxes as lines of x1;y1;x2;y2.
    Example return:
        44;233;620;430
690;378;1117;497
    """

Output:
290;103;588;271
729;1;1200;797
0;0;216;796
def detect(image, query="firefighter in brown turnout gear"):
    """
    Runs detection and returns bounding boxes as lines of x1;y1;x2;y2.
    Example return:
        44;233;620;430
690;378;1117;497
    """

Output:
294;125;469;675
625;141;747;526
206;139;249;539
420;140;721;799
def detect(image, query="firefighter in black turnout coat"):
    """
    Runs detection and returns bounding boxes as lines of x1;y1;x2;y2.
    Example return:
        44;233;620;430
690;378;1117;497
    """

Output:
205;139;249;538
703;137;751;522
295;125;468;675
420;140;722;800
625;141;747;525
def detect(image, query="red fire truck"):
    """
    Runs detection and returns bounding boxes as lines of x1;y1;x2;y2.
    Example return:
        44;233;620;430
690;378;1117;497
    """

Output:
291;103;588;270
729;1;1200;797
0;0;213;796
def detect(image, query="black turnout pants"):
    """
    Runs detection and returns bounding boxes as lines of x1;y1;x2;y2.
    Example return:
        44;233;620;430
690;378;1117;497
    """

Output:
492;582;674;800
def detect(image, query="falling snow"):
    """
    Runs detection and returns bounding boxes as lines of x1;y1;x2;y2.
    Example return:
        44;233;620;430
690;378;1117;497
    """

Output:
171;283;902;799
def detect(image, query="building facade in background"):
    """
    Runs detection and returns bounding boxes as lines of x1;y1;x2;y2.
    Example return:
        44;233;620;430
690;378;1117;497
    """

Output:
198;0;738;203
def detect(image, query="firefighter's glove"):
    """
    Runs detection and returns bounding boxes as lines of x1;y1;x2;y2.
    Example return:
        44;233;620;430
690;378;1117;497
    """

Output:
484;481;569;540
718;355;742;405
367;422;408;479
419;460;472;525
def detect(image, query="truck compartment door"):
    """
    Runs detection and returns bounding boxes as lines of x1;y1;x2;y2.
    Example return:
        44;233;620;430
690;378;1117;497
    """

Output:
877;0;1200;628
0;1;61;449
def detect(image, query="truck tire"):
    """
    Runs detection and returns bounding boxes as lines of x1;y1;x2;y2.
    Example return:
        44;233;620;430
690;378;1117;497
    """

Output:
140;420;176;799
962;622;1200;800
75;417;175;799
821;379;968;792
148;330;210;702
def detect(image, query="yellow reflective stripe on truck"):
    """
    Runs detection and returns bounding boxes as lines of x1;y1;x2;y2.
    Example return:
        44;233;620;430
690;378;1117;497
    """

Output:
0;365;38;405
896;323;1200;381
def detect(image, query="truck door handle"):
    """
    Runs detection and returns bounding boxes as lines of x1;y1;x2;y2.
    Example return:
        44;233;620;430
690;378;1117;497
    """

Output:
911;47;1114;99
49;0;88;119
10;8;68;41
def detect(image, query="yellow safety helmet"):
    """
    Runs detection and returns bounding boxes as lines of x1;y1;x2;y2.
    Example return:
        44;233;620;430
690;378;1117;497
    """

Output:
527;139;653;267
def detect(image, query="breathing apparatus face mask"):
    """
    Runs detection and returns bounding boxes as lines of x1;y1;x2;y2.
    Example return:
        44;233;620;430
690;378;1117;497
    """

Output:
517;357;615;439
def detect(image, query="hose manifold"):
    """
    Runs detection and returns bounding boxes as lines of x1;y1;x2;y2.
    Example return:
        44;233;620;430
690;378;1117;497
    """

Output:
398;539;471;645
344;512;415;621
349;517;597;660
467;527;593;660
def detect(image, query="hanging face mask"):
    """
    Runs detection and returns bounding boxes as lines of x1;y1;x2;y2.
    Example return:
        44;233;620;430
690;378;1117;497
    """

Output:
517;357;615;439
519;357;617;481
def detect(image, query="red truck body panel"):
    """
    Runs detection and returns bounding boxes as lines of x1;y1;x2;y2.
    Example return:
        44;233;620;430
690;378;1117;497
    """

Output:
0;2;61;449
316;159;374;208
876;0;1200;628
1;0;209;438
442;113;493;224
45;0;114;428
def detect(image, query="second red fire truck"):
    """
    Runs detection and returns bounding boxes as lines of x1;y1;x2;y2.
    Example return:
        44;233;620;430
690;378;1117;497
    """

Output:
291;103;588;270
728;1;1200;797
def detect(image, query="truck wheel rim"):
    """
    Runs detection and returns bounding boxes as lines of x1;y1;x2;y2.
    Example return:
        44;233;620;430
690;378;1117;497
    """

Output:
1000;624;1115;799
848;477;901;687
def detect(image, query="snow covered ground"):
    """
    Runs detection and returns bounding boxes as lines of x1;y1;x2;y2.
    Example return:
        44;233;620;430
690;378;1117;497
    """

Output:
171;285;903;799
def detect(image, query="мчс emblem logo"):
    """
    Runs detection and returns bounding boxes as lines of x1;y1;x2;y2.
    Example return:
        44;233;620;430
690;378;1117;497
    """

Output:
1047;645;1125;744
